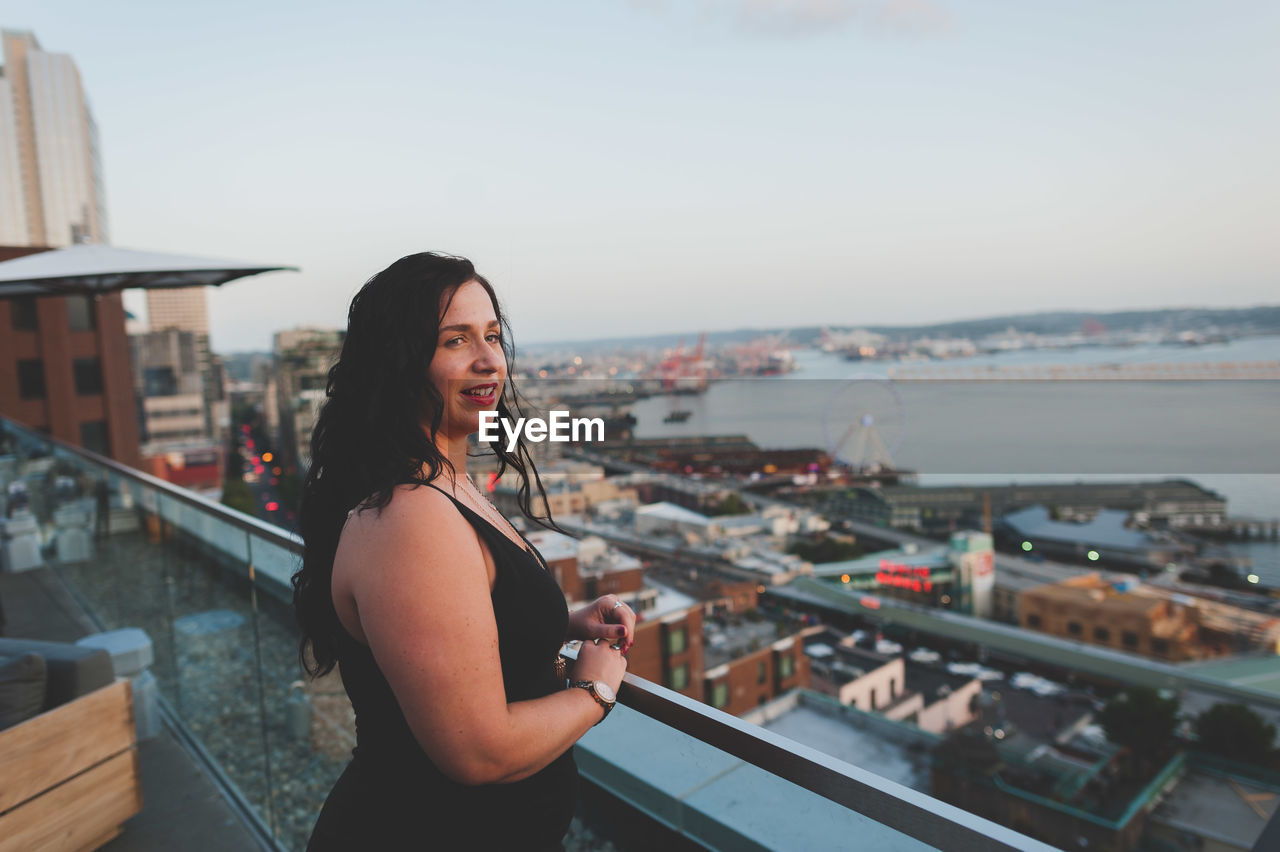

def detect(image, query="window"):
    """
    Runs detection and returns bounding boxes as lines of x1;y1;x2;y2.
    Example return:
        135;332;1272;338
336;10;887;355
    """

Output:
870;689;878;711
1027;613;1042;628
667;663;688;691
79;421;108;456
1094;627;1110;643
667;625;686;656
1122;631;1139;649
757;660;767;685
18;360;46;399
11;296;37;331
73;357;103;396
778;654;794;679
711;682;729;709
1152;639;1169;656
1067;621;1082;637
143;366;178;397
66;295;96;331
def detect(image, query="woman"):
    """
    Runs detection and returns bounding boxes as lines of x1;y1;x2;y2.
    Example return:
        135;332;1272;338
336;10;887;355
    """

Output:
293;252;634;850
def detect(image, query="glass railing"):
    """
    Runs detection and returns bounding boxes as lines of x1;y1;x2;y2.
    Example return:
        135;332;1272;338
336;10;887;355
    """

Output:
0;414;1055;851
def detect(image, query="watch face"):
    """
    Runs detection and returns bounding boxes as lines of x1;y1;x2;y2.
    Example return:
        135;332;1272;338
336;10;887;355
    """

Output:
593;681;616;703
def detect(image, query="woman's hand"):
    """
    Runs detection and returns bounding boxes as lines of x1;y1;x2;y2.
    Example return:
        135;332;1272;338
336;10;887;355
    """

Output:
574;635;628;697
568;595;636;653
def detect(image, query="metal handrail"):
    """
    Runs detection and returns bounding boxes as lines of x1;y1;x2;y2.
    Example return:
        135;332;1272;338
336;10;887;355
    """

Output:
1;415;303;553
2;414;1054;851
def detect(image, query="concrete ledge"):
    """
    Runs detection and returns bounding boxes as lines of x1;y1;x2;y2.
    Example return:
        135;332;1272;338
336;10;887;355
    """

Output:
575;703;934;852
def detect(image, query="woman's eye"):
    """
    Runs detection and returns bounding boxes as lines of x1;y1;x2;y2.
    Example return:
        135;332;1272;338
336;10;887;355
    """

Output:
487;334;502;344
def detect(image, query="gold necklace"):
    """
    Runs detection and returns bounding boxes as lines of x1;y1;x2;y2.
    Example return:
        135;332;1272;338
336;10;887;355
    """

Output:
458;474;521;542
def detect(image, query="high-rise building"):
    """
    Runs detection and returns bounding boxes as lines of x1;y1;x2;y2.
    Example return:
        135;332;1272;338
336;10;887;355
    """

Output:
272;327;344;471
144;287;223;440
145;288;209;335
0;32;138;464
128;326;223;492
0;29;107;247
130;328;205;445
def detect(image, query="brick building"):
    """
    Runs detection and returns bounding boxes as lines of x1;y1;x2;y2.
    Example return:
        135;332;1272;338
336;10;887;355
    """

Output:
0;246;140;465
1018;573;1280;660
702;629;810;717
802;628;981;735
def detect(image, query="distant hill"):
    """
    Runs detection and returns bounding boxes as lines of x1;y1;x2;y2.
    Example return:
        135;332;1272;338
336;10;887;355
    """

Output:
221;351;272;382
223;305;1280;359
520;304;1280;353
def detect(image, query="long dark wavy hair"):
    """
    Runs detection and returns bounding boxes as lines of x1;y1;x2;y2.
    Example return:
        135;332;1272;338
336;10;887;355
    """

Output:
292;252;568;677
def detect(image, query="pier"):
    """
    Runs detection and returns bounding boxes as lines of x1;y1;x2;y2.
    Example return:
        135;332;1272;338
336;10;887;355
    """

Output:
887;360;1280;381
1183;517;1280;542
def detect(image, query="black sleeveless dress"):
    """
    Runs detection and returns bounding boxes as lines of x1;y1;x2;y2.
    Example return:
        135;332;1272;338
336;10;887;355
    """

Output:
306;484;578;851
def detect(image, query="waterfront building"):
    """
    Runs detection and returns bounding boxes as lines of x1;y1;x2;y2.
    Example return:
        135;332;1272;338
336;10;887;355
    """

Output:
805;479;1230;535
998;504;1193;572
1018;572;1280;660
808;532;996;617
606;433;834;478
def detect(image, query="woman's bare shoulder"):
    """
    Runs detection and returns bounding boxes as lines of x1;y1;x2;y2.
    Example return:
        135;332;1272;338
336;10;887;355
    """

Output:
337;482;478;585
347;481;456;528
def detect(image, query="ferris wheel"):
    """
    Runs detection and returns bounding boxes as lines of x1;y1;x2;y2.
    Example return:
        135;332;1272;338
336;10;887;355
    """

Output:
822;373;907;472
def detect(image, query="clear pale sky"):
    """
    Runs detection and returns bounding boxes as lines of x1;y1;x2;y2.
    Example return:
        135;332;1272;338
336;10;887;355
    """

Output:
12;1;1279;352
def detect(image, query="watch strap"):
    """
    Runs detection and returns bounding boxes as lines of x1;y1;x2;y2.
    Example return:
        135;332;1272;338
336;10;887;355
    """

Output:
570;680;615;720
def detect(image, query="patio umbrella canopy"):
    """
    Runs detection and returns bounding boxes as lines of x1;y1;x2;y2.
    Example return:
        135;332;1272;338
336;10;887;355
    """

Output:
0;244;298;296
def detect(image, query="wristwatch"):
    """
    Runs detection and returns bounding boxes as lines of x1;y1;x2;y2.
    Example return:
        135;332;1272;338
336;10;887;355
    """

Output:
570;680;616;722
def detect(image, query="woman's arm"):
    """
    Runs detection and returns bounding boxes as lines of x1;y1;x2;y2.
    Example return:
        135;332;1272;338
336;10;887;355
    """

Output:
339;485;625;786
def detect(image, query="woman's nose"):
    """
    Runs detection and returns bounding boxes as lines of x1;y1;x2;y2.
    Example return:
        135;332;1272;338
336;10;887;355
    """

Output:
473;342;502;373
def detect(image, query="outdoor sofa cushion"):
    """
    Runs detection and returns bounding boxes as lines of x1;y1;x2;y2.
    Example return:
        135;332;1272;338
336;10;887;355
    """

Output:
0;637;113;711
0;652;47;730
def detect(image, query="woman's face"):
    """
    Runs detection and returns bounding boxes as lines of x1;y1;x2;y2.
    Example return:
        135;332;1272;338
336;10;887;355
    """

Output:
427;279;507;440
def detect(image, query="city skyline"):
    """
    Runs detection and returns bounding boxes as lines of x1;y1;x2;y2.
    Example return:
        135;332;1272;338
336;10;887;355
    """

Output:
4;1;1277;352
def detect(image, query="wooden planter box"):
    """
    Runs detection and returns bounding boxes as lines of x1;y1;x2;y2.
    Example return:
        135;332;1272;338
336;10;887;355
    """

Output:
0;679;142;851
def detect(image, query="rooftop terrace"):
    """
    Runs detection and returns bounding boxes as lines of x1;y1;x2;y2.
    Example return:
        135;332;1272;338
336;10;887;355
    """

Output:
0;413;1059;851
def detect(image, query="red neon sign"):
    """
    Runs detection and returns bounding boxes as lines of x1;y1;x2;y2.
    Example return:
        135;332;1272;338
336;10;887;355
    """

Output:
876;559;933;593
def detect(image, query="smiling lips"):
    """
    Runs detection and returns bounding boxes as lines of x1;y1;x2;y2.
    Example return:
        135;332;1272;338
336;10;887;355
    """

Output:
460;383;498;404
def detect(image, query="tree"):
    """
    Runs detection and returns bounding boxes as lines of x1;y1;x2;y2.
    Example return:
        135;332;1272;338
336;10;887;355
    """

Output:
935;729;1001;776
276;472;302;516
1206;562;1245;590
708;493;751;516
1195;703;1276;765
221;479;256;517
1099;687;1180;769
788;536;862;563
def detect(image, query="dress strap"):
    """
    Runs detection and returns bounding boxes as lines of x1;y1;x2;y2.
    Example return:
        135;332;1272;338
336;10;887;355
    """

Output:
422;480;536;561
422;481;458;501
